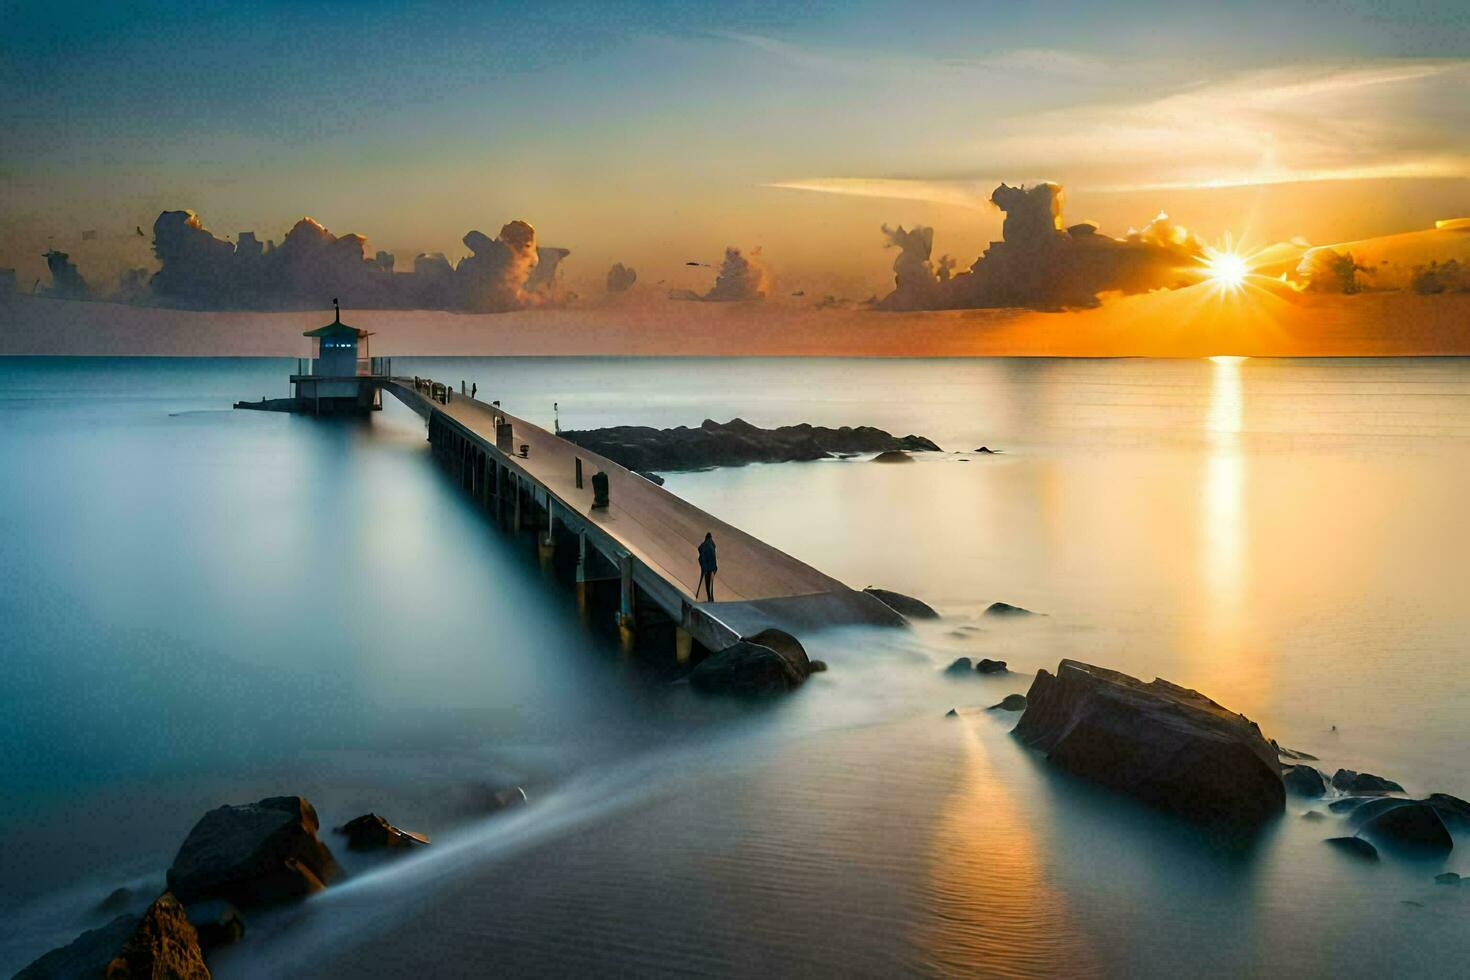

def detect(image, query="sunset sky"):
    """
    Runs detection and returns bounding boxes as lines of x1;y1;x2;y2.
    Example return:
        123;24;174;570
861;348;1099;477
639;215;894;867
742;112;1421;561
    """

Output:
3;0;1468;296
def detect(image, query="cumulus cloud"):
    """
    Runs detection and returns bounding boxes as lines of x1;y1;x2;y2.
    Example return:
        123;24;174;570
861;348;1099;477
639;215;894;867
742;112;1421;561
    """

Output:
41;249;90;300
674;246;769;302
142;211;569;312
606;262;637;292
878;181;1203;311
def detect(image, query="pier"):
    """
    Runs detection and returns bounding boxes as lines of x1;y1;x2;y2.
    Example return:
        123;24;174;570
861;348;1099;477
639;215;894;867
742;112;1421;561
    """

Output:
378;377;905;658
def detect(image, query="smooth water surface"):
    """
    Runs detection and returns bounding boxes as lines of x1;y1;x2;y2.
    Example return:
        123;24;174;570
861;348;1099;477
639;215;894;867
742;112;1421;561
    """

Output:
2;355;1469;977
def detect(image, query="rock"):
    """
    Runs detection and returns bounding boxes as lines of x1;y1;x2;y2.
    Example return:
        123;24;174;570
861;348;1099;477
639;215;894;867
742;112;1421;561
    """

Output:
103;892;210;979
1012;660;1285;827
872;450;913;463
1282;764;1327;798
1301;810;1326;821
1359;802;1453;855
975;658;1008;674
1435;872;1462;885
334;813;431;852
15;914;139;980
560;418;941;472
863;587;940;620
636;471;665;486
1325;836;1379;861
974;447;998;454
807;660;828;673
183;899;245;951
989;694;1028;712
166;796;341;908
690;641;805;695
945;708;959;718
745;628;814;676
1271;740;1319;761
1427;793;1470;828
1346;797;1414;829
985;602;1037;618
1330;769;1405;794
945;657;975;675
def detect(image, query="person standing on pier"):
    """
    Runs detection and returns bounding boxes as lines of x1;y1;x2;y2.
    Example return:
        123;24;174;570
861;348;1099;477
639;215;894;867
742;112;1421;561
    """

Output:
697;532;718;601
471;383;478;400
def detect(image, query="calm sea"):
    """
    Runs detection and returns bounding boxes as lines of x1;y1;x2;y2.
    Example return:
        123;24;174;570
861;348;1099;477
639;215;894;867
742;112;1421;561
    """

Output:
2;355;1469;977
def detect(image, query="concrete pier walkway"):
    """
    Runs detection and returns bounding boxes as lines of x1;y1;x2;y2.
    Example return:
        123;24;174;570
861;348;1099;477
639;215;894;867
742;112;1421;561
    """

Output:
380;378;904;652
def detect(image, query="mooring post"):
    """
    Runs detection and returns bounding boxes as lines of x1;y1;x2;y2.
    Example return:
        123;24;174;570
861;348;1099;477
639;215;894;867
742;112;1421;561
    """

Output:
575;457;583;489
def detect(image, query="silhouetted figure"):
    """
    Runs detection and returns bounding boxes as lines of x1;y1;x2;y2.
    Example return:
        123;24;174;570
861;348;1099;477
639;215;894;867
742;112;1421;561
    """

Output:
697;532;717;601
471;383;477;399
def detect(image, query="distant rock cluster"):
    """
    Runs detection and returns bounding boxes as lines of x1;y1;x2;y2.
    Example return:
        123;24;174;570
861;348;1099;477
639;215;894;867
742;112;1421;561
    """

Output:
560;417;941;472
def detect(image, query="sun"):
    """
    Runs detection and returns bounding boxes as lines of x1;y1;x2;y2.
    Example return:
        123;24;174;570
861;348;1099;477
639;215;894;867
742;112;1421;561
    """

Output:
1203;250;1250;291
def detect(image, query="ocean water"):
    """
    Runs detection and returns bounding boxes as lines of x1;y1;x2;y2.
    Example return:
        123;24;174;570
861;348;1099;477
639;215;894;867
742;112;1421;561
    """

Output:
2;355;1469;978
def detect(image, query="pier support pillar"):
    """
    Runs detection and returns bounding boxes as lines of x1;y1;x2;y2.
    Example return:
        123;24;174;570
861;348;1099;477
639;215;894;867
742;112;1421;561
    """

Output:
539;499;556;563
575;531;588;617
512;473;522;533
675;626;693;664
617;550;636;638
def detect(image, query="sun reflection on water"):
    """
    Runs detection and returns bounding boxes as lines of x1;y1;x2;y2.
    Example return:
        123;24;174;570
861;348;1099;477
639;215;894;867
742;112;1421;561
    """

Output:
918;721;1094;976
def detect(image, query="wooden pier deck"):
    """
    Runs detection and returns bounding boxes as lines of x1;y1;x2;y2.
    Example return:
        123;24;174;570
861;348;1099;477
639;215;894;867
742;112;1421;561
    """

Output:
380;378;904;652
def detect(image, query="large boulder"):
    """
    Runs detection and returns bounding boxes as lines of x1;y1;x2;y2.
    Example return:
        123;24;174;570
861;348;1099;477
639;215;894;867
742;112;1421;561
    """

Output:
1012;660;1285;828
104;892;210;979
975;658;1008;674
745;628;813;676
1359;801;1453;855
989;694;1028;712
945;657;975;675
1330;769;1404;794
690;641;805;695
15;914;139;980
1282;764;1327;798
863;588;939;620
334;813;430;852
167;796;341;907
1427;792;1470;828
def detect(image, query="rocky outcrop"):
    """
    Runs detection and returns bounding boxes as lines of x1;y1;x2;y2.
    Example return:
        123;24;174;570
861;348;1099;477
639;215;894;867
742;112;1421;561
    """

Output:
1331;769;1404;794
1436;872;1462;885
1325;836;1379;861
871;450;913;463
945;657;975;675
166;796;341;907
1012;660;1285;827
334;813;431;851
863;588;939;620
976;658;1008;674
560;418;941;472
1282;765;1327;797
103;892;210;979
15;914;139;980
985;602;1037;617
690;640;806;695
989;694;1028;711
